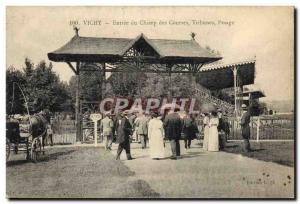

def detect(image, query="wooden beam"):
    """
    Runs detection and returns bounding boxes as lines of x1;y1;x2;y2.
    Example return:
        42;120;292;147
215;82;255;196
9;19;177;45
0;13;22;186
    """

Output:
75;62;81;142
77;61;207;73
232;66;238;117
78;68;204;73
196;63;204;72
101;63;106;100
167;64;173;98
66;61;78;74
81;100;102;104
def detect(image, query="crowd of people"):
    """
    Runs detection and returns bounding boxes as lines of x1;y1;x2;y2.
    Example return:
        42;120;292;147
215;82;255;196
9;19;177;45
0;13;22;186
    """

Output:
97;104;253;161
7;103;252;160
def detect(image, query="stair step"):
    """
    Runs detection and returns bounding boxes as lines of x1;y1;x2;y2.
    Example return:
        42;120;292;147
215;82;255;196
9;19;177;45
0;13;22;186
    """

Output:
194;87;235;113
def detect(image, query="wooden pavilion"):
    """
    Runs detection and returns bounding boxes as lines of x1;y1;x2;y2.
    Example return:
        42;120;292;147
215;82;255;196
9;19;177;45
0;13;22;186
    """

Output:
48;30;256;142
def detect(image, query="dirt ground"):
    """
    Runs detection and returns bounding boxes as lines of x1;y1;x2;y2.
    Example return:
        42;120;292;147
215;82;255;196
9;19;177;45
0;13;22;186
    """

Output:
6;147;159;198
110;140;294;198
6;140;295;199
224;141;294;167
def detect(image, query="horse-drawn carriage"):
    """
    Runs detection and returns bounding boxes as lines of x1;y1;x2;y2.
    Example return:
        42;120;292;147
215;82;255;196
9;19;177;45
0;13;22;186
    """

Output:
7;82;52;162
6;113;49;163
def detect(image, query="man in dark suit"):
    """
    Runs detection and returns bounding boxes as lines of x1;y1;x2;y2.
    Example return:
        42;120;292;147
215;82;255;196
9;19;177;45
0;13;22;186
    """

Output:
217;109;226;150
240;104;251;152
163;109;182;160
115;110;133;160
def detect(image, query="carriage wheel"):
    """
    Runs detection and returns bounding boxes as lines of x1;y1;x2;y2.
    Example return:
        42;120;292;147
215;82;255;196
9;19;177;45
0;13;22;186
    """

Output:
25;138;30;161
31;138;41;163
6;138;11;162
14;143;19;154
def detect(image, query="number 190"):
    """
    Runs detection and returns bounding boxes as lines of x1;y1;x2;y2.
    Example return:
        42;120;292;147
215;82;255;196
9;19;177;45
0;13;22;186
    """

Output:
69;20;79;26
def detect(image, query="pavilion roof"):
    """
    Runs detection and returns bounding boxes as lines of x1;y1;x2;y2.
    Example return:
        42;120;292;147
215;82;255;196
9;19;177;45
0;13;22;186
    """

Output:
48;33;221;64
243;89;265;99
197;59;256;90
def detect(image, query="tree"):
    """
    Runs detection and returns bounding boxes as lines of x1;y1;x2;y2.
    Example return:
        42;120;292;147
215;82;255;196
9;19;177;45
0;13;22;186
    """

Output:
68;65;108;113
141;73;194;98
23;60;70;113
23;57;34;78
6;66;27;114
6;58;71;114
107;72;143;97
250;100;267;116
139;73;166;98
68;69;104;103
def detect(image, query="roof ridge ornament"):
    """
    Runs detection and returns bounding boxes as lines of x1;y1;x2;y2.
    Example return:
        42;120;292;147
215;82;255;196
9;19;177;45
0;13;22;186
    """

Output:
190;32;196;40
73;26;80;37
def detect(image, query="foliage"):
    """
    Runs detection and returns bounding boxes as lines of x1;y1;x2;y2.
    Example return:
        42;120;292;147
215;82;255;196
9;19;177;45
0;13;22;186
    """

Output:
211;89;234;104
107;72;144;97
250;100;267;116
6;58;70;115
68;66;105;104
6;66;27;114
140;73;194;98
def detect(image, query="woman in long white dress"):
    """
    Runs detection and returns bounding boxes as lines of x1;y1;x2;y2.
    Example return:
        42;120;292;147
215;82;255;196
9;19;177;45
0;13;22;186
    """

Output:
148;112;165;159
208;111;219;152
202;113;210;151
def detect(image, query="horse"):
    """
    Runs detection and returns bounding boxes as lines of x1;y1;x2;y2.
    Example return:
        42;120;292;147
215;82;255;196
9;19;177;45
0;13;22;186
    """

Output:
6;110;51;162
26;110;51;161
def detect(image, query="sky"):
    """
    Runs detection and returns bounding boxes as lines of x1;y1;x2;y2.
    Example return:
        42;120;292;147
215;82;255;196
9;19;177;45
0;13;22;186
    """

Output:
6;6;294;101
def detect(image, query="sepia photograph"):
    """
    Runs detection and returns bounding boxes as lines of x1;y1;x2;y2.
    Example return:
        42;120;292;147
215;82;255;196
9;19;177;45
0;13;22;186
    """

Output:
5;6;295;199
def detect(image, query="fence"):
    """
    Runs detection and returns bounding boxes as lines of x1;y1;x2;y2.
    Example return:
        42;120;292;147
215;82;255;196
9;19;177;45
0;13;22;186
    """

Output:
227;114;294;141
50;114;294;145
52;119;76;144
51;118;106;145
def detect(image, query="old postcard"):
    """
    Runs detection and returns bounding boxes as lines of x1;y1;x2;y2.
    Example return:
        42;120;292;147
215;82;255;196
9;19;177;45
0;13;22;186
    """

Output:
6;6;295;199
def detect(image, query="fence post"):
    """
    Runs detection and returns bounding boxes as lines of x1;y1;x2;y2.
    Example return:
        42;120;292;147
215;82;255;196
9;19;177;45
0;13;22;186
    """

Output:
90;114;102;147
256;116;260;142
94;122;98;147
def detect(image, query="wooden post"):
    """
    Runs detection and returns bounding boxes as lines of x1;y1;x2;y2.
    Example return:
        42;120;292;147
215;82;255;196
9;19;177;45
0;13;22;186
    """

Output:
137;58;143;97
232;66;238;117
102;63;106;97
90;114;102;147
80;100;83;142
66;61;81;143
75;62;81;142
167;64;173;101
94;121;98;146
249;93;252;106
256;116;260;142
189;71;195;92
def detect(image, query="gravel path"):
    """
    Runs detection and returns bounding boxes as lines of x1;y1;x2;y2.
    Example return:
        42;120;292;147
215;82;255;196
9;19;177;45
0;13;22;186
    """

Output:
110;140;294;198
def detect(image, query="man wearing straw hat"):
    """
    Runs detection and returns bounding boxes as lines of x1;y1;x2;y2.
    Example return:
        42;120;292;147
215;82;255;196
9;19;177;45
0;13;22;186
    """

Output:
240;104;252;152
134;111;149;149
100;111;114;150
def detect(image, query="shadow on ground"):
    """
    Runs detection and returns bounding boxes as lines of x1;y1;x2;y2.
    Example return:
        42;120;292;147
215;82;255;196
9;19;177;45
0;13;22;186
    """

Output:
127;179;160;198
7;146;160;198
180;151;206;159
6;150;76;167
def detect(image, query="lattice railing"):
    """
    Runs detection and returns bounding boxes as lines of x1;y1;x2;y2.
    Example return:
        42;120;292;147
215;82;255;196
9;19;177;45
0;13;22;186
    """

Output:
193;85;235;114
